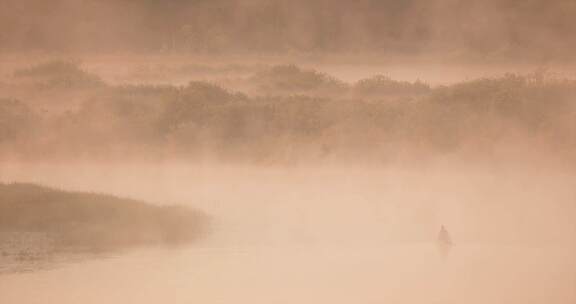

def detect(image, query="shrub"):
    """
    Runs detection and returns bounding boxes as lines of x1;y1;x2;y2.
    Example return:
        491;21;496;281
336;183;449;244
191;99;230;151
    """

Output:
251;64;347;94
354;75;430;97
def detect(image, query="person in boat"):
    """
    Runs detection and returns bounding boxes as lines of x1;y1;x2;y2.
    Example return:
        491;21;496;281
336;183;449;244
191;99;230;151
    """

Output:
438;225;452;246
437;225;452;258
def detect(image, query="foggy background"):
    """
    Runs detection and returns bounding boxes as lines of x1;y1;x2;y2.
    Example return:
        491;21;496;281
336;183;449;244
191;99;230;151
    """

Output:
1;0;576;62
1;1;576;304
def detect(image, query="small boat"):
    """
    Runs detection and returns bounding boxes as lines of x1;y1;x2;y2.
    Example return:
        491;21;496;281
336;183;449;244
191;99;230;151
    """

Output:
437;225;452;257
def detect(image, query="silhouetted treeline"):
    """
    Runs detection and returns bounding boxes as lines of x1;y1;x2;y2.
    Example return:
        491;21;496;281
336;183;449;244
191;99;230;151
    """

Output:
1;0;576;60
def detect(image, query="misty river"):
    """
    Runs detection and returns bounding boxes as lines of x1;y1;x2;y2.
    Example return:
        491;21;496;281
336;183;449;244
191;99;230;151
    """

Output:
1;162;575;304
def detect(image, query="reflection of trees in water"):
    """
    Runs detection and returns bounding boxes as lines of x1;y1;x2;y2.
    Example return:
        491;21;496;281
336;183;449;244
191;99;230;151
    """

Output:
0;232;111;274
0;232;55;273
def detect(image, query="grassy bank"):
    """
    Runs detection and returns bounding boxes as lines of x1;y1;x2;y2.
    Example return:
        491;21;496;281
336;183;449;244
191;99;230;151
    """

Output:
0;183;209;253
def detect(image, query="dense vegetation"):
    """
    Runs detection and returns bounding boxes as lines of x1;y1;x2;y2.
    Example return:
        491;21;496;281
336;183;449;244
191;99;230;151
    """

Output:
2;61;575;163
0;183;208;252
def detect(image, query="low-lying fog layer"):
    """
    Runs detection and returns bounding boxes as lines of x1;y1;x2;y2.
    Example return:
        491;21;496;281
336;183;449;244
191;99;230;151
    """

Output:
1;58;575;303
0;162;574;303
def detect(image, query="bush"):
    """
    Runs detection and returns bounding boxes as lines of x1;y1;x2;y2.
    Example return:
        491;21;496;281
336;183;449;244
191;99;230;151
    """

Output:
354;75;430;97
251;64;347;94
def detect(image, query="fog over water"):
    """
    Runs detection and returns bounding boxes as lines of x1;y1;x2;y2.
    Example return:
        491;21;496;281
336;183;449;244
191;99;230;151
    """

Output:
1;161;575;303
1;1;576;303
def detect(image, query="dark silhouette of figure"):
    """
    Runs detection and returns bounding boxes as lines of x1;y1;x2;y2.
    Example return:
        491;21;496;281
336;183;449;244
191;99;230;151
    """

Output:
437;225;452;258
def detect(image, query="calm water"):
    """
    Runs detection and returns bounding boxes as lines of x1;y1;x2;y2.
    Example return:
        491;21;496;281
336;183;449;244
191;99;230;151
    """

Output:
1;162;575;304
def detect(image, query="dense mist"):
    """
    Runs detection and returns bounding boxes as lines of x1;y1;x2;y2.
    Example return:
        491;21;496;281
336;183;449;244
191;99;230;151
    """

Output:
1;1;575;304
